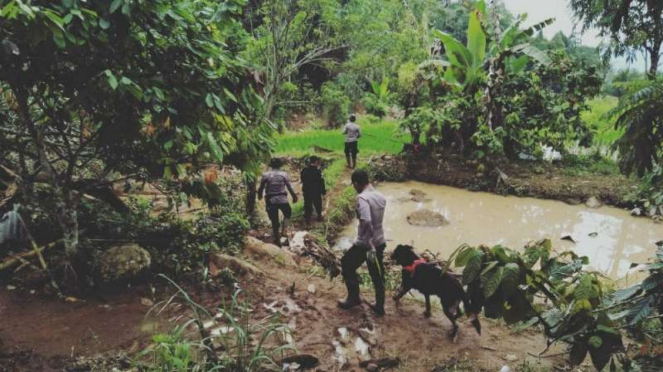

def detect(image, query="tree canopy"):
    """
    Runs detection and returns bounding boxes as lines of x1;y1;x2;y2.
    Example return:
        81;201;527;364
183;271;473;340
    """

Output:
0;0;273;261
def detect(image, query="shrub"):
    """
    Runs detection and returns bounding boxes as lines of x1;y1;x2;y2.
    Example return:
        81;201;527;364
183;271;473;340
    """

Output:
138;277;292;372
319;83;351;128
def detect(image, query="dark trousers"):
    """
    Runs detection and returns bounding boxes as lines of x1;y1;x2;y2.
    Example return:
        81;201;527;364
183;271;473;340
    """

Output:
340;243;386;307
303;193;323;221
266;202;292;244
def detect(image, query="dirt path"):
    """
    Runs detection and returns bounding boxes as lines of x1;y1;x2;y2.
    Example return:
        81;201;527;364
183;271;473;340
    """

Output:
212;244;569;372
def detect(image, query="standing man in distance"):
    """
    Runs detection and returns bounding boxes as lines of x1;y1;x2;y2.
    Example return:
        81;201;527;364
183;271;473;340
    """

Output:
258;158;298;247
342;114;361;169
300;156;326;227
337;169;387;316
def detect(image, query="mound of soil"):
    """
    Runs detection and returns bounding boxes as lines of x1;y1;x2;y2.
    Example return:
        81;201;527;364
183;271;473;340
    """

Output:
406;209;450;227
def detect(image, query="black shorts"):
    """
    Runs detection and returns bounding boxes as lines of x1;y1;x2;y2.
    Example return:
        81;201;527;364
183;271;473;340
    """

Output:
344;141;358;156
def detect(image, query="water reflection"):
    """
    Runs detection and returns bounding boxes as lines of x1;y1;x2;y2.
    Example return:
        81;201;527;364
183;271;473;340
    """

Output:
335;181;663;280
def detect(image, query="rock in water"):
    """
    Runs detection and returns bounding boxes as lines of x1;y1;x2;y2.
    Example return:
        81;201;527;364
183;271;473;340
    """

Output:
97;244;151;282
409;189;427;202
585;196;603;209
406;209;449;227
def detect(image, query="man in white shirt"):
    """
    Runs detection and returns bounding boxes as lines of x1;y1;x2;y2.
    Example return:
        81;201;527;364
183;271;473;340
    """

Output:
338;170;387;316
342;114;361;169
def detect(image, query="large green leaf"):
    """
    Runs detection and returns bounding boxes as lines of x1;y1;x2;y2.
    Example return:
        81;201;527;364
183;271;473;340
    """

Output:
501;263;520;296
435;30;471;69
484;267;504;298
570;339;588;365
575;275;597;301
625;296;653;326
512;43;551;66
463;250;484;285
467;10;486;69
454;246;476;267
604;285;641;306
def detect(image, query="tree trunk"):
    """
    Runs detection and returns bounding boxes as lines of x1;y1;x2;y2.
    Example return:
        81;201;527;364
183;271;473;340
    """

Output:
649;48;660;79
56;189;80;259
245;178;258;222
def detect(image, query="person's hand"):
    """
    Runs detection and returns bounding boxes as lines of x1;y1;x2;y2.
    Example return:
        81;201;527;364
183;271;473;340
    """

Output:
366;243;376;264
392;293;400;303
258;194;263;200
293;195;299;204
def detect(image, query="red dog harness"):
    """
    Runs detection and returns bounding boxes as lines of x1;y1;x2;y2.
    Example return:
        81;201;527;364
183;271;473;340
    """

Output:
403;259;426;275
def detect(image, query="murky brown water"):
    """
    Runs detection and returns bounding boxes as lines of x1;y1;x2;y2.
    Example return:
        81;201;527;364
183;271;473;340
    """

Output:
335;181;663;282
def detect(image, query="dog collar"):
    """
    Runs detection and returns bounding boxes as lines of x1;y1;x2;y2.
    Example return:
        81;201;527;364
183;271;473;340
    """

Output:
403;259;426;274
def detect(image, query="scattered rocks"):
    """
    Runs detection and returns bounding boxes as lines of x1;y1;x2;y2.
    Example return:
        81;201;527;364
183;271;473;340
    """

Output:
409;189;428;202
244;237;297;268
96;244;151;282
503;354;518;362
564;198;582;206
140;298;154;307
282;354;319;370
209;252;264;277
307;284;316;294
358;328;378;346
406;209;449;227
359;358;400;371
585;196;603;209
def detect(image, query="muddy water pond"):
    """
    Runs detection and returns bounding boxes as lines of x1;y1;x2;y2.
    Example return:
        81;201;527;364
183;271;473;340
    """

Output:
335;181;663;282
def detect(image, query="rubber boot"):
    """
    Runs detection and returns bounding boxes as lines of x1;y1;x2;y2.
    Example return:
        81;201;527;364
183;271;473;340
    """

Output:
346;154;352;168
338;274;361;309
370;280;385;316
272;225;281;247
283;217;293;246
351;154;357;169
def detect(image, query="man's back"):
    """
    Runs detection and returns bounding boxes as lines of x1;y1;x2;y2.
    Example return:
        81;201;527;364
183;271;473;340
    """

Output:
260;170;292;204
300;166;325;195
356;186;386;247
343;122;361;143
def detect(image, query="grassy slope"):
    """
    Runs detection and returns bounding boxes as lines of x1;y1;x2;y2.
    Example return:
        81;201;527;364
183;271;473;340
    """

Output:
582;95;622;146
274;118;409;155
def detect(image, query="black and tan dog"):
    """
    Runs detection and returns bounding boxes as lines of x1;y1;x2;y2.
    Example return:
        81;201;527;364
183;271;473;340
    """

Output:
391;244;481;338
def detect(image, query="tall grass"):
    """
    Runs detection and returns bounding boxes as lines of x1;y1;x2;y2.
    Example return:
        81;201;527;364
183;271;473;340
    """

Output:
275;118;409;155
137;275;292;372
582;96;623;146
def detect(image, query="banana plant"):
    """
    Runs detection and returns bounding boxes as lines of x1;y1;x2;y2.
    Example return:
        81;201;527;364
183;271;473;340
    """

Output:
433;2;552;93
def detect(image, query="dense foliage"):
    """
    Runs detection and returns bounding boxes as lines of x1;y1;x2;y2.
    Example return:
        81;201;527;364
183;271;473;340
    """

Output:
608;78;663;175
450;239;663;371
570;0;663;78
0;0;273;264
398;5;603;161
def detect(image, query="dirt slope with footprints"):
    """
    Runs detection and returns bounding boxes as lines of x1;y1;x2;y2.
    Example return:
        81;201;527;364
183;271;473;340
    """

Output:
229;236;569;372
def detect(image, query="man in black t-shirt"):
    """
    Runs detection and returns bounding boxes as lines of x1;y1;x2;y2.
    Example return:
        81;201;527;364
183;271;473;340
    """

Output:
300;156;326;226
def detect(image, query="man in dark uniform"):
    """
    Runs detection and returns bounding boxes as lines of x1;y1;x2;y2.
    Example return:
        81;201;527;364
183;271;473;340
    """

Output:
300;156;326;227
337;170;387;316
258;158;298;247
